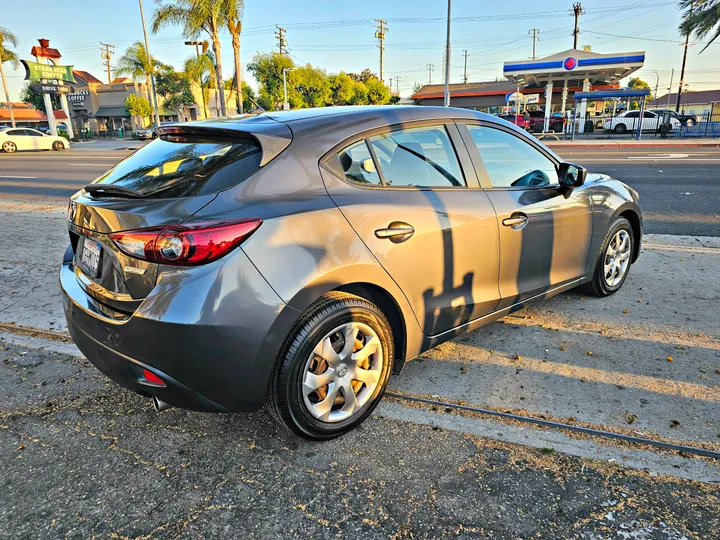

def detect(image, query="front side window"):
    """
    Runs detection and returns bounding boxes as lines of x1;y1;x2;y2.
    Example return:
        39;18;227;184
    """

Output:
467;125;558;188
369;126;464;188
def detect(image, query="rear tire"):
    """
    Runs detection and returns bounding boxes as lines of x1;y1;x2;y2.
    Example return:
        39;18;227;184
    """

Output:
2;141;16;153
580;217;634;297
266;292;394;440
614;123;627;134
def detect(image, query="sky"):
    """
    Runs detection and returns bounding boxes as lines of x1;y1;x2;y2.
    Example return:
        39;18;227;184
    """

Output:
2;0;719;101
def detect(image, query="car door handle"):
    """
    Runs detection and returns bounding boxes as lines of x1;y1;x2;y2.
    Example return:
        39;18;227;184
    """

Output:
502;214;528;230
375;223;415;243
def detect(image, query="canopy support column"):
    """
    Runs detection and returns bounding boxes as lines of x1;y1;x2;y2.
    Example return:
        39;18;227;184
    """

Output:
577;78;590;134
543;80;553;132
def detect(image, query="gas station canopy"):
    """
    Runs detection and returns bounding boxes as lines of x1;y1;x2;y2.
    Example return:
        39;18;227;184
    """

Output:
503;48;645;87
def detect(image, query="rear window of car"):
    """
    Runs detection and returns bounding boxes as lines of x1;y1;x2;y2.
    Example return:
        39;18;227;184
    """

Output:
89;134;262;198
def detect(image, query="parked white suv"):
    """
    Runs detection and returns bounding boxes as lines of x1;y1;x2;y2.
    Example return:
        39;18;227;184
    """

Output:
604;110;681;134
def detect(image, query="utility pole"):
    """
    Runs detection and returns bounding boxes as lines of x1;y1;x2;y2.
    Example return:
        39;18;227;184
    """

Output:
374;19;387;83
100;42;115;83
443;0;451;107
676;31;692;112
462;50;468;84
666;69;674;109
138;0;160;126
572;3;584;49
275;26;287;55
528;29;539;59
185;40;208;119
653;71;659;106
426;63;434;84
394;76;400;94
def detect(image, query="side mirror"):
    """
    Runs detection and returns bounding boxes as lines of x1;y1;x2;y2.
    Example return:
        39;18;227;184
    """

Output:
558;162;587;190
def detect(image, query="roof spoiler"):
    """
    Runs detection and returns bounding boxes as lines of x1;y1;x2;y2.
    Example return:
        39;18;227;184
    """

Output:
157;117;292;167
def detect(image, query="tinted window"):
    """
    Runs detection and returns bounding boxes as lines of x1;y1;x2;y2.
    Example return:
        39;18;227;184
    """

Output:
369;126;464;187
625;111;640;118
467;125;558;188
25;129;43;136
643;111;657;118
335;140;381;185
90;135;262;198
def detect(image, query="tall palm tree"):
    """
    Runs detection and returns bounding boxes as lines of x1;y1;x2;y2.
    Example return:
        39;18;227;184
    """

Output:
184;51;213;118
0;27;19;128
152;0;228;116
679;0;720;52
115;42;157;110
223;0;244;114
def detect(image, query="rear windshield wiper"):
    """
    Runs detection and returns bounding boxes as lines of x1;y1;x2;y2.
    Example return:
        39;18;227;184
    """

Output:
84;184;146;198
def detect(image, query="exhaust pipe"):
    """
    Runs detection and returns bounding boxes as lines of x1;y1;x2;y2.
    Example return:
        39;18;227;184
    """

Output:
152;396;173;412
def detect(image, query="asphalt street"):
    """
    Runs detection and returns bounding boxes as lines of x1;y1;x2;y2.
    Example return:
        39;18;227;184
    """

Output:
0;142;718;235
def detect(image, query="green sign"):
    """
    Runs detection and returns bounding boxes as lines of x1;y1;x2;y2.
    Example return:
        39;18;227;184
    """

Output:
21;60;76;83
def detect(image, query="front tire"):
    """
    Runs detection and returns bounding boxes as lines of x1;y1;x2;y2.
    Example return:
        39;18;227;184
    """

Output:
614;123;627;134
267;292;394;440
52;141;65;151
580;217;634;297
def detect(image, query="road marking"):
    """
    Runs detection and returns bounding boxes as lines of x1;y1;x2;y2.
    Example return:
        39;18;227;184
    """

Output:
0;175;37;179
627;153;692;160
67;163;116;166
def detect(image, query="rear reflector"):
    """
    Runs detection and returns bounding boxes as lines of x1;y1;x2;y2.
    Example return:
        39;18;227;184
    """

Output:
141;368;166;386
110;218;262;266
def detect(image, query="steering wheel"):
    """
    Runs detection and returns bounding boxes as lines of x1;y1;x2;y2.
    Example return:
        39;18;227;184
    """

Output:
511;170;549;187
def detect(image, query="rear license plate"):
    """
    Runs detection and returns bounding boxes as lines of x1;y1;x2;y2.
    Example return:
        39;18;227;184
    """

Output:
80;238;102;277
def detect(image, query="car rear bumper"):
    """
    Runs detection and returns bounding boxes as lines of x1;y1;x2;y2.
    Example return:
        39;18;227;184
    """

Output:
61;245;300;412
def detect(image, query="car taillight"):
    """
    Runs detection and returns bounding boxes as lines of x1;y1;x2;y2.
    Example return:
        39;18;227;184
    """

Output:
110;218;262;266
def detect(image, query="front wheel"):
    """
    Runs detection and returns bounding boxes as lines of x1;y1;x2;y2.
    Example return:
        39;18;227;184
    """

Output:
52;141;65;151
2;141;17;153
580;217;634;297
266;292;394;440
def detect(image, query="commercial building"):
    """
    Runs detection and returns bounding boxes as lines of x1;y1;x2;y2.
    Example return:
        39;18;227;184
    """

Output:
647;89;720;117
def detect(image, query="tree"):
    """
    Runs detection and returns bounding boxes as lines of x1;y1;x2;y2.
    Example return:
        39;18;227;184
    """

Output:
152;0;229;115
115;42;157;108
348;69;377;84
412;82;423;105
290;65;331;108
364;76;392;105
679;0;720;52
328;72;356;105
247;52;295;110
628;77;651;110
156;67;195;121
223;0;244;114
0;26;19;127
184;51;213;118
581;44;592;52
20;82;60;110
125;94;153;127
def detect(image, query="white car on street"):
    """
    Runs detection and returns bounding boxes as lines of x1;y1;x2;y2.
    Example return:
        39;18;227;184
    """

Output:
604;110;681;134
0;127;70;153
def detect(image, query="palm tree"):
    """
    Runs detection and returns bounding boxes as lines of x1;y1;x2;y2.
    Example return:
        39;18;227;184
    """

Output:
0;27;19;128
679;0;720;52
152;0;228;116
223;0;244;114
184;51;213;118
115;42;157;110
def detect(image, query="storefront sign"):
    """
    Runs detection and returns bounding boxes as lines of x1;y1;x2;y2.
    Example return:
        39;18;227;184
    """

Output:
28;82;73;94
21;60;76;83
68;89;90;107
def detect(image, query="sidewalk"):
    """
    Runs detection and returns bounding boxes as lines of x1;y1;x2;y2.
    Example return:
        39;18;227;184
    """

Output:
544;137;720;149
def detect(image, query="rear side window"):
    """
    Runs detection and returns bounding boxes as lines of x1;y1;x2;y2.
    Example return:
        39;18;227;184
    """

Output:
334;140;382;185
368;126;464;187
90;135;262;198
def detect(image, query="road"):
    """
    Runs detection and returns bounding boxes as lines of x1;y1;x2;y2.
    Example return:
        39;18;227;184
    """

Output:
556;146;720;236
0;143;718;235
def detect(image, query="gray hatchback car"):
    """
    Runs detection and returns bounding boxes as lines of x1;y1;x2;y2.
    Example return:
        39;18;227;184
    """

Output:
61;106;642;439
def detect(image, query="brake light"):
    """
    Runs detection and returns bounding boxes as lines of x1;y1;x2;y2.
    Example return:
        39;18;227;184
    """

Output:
110;218;262;266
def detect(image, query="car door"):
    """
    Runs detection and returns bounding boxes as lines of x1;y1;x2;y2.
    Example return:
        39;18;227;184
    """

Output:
642;111;659;131
458;122;593;308
624;111;639;131
321;121;501;336
24;129;47;150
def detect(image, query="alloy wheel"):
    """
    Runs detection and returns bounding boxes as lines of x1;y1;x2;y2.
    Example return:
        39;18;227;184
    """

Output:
2;141;16;153
604;230;631;287
302;321;383;423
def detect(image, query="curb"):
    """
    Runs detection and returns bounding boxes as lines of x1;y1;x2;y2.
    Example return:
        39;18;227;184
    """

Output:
546;141;720;149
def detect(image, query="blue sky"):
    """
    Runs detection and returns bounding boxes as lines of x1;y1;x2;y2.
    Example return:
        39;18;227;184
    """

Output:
3;0;719;100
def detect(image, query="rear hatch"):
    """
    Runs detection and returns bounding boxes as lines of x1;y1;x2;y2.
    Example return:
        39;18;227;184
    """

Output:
66;118;291;314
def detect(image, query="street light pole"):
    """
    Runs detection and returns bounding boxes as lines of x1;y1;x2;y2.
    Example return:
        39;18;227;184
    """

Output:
185;40;208;119
138;0;161;126
443;0;452;107
283;68;295;110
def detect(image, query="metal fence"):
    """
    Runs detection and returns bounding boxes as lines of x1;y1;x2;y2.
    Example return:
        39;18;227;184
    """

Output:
564;110;720;139
677;112;720;138
77;129;128;141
